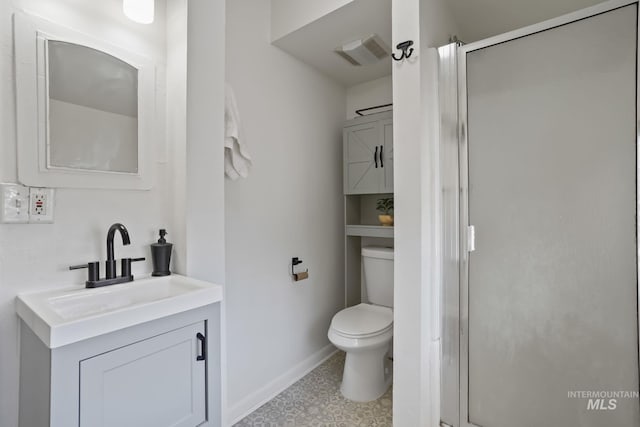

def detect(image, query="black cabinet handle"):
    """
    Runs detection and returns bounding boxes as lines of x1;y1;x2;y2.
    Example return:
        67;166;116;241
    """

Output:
196;332;206;361
374;146;378;168
379;145;384;168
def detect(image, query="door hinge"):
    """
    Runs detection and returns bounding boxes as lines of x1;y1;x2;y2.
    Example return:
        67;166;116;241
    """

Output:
467;225;475;252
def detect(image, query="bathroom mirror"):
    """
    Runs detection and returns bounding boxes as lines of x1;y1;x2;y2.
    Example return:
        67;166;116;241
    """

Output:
14;12;156;190
47;41;139;174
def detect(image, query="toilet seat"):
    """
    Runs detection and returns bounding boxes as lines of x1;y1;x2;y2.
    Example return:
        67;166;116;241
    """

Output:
330;303;393;339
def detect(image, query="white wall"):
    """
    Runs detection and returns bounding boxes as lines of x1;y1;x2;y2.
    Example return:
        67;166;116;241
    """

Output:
225;0;346;422
0;1;171;426
391;0;458;426
185;1;226;425
166;0;187;274
185;0;225;286
345;75;392;119
270;0;353;41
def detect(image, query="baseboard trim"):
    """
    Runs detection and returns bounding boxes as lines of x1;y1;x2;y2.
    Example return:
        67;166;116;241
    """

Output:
226;344;338;426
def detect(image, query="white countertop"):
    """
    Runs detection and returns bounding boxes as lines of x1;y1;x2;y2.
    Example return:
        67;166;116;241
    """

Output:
15;274;223;348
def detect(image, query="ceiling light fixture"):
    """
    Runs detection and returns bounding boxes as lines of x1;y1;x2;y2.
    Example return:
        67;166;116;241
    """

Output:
123;0;154;24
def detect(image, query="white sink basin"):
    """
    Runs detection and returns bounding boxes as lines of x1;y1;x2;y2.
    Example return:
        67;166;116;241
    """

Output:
16;274;223;348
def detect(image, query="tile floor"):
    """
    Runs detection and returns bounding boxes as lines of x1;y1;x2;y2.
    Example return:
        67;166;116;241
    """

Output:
234;351;393;427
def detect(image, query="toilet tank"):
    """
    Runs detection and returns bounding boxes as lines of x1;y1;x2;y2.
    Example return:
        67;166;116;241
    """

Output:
362;246;394;307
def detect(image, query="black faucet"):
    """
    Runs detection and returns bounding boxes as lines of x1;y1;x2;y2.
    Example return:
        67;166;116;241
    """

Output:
106;223;131;279
70;223;145;288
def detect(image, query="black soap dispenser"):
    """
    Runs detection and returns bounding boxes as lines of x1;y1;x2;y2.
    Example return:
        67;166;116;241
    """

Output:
151;229;173;276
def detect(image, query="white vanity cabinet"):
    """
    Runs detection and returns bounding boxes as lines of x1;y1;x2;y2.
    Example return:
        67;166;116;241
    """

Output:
17;275;223;427
343;111;393;195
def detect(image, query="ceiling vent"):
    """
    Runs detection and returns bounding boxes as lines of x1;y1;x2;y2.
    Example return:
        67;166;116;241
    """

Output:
334;34;390;66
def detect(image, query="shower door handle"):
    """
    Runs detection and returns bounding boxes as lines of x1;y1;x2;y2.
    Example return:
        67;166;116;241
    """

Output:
374;146;379;168
467;225;476;252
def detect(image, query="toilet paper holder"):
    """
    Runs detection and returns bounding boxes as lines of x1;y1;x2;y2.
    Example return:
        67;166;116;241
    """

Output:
291;257;309;281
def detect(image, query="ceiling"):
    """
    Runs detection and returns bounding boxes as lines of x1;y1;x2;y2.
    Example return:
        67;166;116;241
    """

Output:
271;0;392;87
272;0;608;87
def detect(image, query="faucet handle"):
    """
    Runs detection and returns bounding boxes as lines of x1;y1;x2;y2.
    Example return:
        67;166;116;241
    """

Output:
69;261;100;282
121;257;146;278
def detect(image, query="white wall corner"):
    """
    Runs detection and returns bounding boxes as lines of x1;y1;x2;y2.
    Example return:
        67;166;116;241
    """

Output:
186;1;227;426
392;0;456;424
391;0;426;424
227;345;337;426
185;0;226;284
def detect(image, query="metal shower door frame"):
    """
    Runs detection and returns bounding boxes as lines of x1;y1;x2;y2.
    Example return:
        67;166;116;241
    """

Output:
438;40;462;427
454;1;640;426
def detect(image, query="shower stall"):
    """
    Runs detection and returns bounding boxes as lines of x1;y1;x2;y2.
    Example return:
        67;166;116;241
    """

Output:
439;1;640;426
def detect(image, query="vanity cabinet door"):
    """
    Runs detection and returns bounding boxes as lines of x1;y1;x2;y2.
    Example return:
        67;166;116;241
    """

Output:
344;120;383;194
79;322;206;427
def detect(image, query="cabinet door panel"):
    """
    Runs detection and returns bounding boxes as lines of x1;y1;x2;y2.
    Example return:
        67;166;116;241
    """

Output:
380;119;393;193
80;322;206;427
344;121;381;194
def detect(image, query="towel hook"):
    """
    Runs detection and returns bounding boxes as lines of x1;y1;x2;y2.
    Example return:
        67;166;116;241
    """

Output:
392;40;414;61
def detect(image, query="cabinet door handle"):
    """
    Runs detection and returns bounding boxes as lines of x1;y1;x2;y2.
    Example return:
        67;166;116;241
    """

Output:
196;332;206;361
379;145;384;168
374;146;379;168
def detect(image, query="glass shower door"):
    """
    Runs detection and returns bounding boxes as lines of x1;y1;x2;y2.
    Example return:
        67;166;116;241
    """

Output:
461;4;640;427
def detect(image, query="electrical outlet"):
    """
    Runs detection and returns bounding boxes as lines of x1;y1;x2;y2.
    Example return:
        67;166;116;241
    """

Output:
29;187;55;223
0;183;30;223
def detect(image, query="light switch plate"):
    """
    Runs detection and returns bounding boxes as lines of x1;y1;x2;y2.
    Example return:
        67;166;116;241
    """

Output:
29;187;55;223
0;183;30;223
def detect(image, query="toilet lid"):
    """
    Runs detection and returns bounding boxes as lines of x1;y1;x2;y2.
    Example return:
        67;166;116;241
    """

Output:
331;303;393;338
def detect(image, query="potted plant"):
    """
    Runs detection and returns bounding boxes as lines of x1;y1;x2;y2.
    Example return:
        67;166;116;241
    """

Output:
376;197;394;226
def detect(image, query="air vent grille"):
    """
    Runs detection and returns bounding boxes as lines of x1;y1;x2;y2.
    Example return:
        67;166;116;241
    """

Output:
334;34;390;66
363;36;388;59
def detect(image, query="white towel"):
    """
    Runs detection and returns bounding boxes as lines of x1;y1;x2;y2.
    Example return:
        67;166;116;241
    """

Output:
225;83;252;180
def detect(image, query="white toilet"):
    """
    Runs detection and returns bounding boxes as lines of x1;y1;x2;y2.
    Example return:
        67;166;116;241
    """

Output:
328;246;394;402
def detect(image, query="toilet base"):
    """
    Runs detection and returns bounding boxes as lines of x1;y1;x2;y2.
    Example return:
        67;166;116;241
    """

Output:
340;345;392;402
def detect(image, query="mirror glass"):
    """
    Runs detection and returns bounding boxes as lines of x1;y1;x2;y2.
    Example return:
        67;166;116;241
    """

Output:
47;40;139;173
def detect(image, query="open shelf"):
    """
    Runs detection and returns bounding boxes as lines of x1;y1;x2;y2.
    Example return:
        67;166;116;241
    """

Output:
346;225;394;238
343;190;394;306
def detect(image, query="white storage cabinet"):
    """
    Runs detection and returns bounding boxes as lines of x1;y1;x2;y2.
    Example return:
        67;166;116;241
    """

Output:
343;111;393;195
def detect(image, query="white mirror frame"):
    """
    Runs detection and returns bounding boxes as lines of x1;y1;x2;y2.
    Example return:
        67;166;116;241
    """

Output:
13;12;156;190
